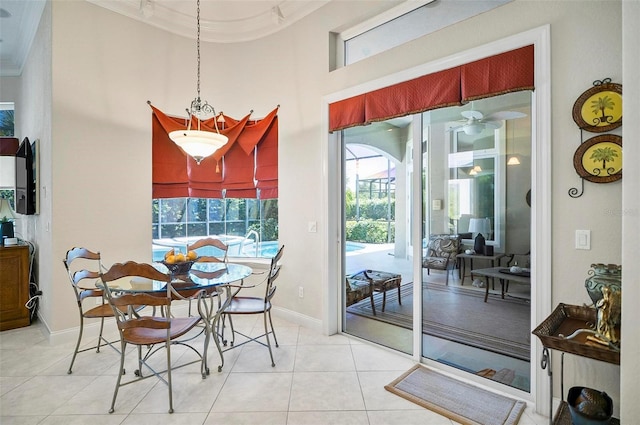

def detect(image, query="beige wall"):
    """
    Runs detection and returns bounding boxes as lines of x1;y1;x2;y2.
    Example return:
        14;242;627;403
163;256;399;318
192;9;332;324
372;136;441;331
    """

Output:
6;0;637;420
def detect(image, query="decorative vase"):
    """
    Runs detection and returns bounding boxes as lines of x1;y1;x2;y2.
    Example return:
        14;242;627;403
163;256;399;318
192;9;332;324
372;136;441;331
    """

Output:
585;263;621;305
473;233;485;255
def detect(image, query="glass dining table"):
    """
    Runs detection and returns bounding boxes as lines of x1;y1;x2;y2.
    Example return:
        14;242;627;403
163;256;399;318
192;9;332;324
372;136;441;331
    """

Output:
98;261;253;375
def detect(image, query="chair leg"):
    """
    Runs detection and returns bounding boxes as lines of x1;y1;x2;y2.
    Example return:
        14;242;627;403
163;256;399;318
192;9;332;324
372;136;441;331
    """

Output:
369;292;377;316
445;270;450;286
267;310;279;347
109;341;127;414
397;283;402;306
227;315;236;346
68;314;84;374
263;313;275;367
96;316;105;353
381;290;387;312
166;340;174;413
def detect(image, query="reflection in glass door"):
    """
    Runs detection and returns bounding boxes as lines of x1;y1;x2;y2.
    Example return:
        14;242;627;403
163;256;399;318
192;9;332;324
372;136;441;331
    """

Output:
341;119;414;354
421;92;532;392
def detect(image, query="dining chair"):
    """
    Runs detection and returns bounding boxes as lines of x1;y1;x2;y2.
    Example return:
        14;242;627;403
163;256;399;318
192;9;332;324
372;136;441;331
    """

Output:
99;261;204;414
184;237;229;316
187;237;229;263
221;245;284;367
63;247;134;374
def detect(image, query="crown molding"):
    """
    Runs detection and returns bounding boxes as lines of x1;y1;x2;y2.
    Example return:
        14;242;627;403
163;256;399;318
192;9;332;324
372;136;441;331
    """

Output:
86;0;330;43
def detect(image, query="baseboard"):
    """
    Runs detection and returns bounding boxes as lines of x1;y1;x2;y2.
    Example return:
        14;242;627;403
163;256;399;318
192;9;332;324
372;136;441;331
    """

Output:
272;306;322;332
43;302;321;344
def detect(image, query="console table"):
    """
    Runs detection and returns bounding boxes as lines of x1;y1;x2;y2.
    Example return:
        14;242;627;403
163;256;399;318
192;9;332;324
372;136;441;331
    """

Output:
533;303;620;425
0;244;31;330
456;252;505;285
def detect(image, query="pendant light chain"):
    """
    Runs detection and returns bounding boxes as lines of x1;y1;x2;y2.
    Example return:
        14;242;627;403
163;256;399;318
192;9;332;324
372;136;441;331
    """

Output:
167;0;229;165
191;0;215;119
196;0;201;105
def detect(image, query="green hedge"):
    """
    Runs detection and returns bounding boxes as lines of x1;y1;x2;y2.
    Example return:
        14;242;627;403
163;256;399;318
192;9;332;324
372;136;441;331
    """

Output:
345;198;395;221
346;219;394;244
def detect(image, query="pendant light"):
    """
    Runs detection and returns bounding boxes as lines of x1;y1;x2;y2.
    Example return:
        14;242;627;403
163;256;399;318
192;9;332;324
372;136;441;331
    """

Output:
169;0;228;164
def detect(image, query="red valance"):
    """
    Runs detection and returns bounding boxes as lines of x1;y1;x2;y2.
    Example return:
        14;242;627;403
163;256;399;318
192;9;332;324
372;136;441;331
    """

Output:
151;104;279;200
329;45;534;132
461;45;534;102
328;95;366;132
365;67;462;123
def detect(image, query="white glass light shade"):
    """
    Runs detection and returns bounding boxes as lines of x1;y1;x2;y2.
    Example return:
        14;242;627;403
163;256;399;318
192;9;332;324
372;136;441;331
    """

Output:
468;217;490;235
463;122;483;135
169;130;228;164
0;197;16;221
507;155;521;165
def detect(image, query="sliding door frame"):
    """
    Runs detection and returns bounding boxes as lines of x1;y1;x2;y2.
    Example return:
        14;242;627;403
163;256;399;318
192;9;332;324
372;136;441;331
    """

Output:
322;25;551;414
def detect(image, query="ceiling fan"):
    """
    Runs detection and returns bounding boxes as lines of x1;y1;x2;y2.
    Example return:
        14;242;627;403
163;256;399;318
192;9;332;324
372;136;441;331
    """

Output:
449;109;527;135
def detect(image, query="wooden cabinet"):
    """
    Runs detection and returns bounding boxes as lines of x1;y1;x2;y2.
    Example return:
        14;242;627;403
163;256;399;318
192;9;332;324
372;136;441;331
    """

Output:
0;244;30;331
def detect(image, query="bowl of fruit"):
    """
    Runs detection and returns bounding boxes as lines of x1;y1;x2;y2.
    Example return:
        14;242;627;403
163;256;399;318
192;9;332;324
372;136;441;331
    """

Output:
161;249;199;277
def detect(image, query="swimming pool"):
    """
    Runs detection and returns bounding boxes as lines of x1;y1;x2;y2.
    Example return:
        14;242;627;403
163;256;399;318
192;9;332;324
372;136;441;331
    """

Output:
239;241;366;258
153;239;366;260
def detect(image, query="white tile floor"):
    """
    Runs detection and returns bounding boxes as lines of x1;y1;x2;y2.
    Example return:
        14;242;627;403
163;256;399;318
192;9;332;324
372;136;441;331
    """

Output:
0;314;549;424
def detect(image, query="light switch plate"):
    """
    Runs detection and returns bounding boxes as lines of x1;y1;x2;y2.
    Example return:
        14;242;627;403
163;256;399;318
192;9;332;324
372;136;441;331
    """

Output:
575;230;591;250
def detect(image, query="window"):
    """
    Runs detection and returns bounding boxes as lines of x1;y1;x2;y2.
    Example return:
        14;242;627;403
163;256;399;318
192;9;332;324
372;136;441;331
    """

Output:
333;0;512;69
152;197;278;260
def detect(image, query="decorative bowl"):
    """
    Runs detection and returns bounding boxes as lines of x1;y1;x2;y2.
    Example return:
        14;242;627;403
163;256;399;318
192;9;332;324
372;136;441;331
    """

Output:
568;386;613;425
161;259;196;277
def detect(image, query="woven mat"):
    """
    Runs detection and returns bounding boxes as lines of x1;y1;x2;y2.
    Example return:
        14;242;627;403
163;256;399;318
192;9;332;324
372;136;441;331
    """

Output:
348;282;530;361
385;365;526;425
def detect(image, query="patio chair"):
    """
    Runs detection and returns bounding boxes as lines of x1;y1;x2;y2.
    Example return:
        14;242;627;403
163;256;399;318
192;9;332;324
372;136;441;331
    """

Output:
423;234;462;285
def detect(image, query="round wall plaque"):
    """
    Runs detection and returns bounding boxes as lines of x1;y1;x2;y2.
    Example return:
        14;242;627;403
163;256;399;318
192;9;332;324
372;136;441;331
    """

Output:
573;134;622;183
572;81;622;133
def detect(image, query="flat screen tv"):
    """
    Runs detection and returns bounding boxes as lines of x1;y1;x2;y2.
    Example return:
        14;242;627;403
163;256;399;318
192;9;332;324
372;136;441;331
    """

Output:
15;137;36;215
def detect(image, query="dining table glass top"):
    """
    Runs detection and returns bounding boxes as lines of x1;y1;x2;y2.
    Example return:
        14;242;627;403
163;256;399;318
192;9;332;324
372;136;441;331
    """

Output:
99;262;253;293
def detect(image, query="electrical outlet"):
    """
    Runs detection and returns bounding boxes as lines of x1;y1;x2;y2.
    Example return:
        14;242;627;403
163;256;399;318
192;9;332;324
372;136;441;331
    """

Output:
298;286;304;298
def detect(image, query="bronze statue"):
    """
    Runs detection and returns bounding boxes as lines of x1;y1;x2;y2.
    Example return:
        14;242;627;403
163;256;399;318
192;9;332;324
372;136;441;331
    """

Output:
595;285;621;345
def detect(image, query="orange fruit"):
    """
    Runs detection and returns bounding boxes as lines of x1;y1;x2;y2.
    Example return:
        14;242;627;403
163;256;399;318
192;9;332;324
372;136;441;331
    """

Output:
164;249;175;260
187;250;197;260
175;253;186;262
165;254;176;264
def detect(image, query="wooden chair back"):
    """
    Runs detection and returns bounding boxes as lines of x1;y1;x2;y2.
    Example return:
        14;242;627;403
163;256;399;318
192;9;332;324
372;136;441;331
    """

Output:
187;237;229;263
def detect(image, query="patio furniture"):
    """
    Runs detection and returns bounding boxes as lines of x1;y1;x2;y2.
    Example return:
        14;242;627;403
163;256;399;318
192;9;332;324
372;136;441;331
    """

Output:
423;234;462;285
347;269;402;315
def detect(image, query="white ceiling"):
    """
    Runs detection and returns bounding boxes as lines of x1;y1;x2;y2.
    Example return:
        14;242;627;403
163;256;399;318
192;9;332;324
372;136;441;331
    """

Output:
0;0;330;77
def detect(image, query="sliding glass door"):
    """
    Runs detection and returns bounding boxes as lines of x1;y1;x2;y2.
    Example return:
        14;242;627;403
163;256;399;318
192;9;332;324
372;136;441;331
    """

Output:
420;91;532;392
340;91;532;391
342;118;414;354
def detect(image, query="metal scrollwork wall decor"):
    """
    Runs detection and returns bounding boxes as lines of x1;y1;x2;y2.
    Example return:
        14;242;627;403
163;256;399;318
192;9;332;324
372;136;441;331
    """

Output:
569;78;622;198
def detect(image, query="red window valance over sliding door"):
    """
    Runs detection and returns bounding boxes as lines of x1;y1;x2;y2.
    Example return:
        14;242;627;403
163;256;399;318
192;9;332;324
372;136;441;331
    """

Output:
329;45;534;132
150;105;279;199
